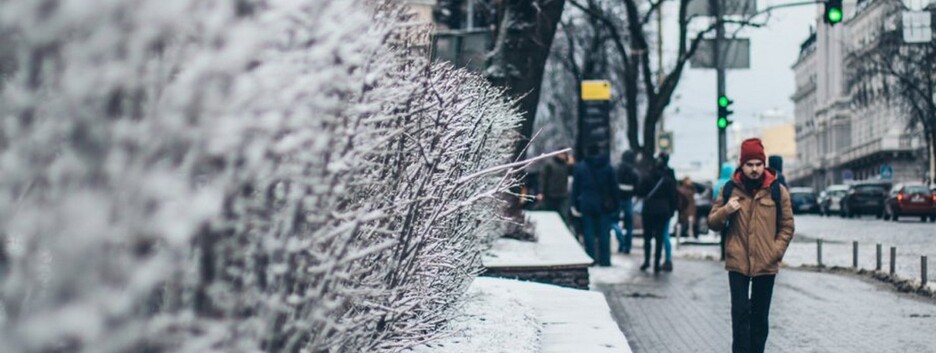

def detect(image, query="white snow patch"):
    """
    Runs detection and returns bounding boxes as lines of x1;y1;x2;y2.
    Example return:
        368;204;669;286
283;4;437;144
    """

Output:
483;211;592;268
411;277;633;353
409;277;541;353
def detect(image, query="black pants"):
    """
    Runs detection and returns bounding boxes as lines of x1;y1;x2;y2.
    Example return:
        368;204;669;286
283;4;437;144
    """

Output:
641;214;668;268
729;271;776;353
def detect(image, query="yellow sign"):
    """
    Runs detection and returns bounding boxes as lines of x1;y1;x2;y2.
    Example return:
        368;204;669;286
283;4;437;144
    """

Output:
581;80;611;101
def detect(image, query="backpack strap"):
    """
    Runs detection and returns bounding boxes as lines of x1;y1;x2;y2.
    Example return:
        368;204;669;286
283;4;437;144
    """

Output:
771;181;783;235
720;181;736;235
720;180;785;236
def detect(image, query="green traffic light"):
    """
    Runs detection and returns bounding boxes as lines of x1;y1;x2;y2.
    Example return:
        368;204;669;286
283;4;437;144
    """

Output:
827;8;843;23
717;116;728;129
718;96;730;107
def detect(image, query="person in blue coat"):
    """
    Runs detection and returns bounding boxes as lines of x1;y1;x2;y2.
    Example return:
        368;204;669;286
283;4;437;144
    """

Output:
713;162;736;199
571;145;619;266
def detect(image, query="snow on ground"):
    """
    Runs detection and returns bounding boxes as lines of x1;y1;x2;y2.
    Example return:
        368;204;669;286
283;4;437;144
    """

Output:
483;211;592;268
408;278;541;353
410;277;633;353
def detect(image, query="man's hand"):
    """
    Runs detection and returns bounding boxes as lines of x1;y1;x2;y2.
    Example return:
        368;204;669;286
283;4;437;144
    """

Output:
536;194;544;201
725;197;742;214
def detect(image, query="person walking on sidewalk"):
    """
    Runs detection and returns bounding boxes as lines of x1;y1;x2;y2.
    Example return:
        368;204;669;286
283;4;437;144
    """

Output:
657;153;677;271
571;145;619;267
709;138;795;353
612;150;639;254
677;177;697;238
538;149;575;225
636;153;678;273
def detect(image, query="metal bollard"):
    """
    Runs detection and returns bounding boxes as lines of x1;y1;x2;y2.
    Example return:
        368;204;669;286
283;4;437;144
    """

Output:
876;243;882;271
853;241;858;269
923;256;928;287
890;246;897;275
817;238;823;268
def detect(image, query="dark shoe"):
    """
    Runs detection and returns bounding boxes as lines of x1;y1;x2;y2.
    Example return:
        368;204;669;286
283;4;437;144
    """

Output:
640;263;650;271
661;261;673;272
653;263;661;273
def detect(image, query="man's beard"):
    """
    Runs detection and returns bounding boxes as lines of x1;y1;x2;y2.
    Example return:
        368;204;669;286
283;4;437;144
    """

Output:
742;171;764;192
745;171;762;180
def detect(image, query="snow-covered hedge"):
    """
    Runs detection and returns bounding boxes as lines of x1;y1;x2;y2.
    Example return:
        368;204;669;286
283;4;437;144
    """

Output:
0;1;523;352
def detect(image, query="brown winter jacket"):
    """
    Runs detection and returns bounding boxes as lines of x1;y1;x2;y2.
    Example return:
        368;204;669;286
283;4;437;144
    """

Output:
708;169;795;277
677;184;697;223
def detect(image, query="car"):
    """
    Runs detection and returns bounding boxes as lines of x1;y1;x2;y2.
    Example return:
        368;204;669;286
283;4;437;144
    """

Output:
883;182;936;222
839;180;892;218
818;184;849;216
789;187;820;214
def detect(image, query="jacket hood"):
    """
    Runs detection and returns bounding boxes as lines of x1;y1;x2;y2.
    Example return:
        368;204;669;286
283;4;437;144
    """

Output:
731;168;777;190
719;163;735;179
768;155;784;172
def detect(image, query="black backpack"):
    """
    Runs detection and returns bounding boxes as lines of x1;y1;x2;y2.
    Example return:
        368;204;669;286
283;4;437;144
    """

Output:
617;163;639;196
720;180;784;236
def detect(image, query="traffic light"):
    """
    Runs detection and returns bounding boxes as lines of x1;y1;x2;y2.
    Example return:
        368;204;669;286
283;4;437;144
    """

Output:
717;95;734;130
824;0;843;25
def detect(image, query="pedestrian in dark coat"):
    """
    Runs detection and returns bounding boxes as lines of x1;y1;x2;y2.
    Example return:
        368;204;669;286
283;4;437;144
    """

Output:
612;150;639;253
538;150;575;224
768;155;787;187
636;153;678;272
677;177;697;238
571;145;618;266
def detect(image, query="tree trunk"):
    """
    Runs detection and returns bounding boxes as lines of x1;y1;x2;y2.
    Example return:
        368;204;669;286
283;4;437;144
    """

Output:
487;0;567;159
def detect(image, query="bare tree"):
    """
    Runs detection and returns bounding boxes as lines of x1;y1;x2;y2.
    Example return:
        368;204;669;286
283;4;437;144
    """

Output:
533;0;639;159
486;0;568;158
847;8;936;179
565;0;764;162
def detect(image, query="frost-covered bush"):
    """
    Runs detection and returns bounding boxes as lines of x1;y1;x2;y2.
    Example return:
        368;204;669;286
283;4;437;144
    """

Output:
0;1;523;352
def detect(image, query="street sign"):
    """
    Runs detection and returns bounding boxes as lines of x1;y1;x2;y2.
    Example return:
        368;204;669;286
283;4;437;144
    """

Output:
880;164;894;180
581;80;612;101
658;131;673;154
842;169;854;181
902;11;932;44
690;38;751;69
578;80;612;157
687;0;757;17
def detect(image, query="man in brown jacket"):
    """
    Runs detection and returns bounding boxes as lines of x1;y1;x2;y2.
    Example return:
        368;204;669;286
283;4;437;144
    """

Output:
708;138;795;353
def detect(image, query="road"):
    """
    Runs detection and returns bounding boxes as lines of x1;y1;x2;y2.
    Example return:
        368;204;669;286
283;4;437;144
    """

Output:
677;214;936;285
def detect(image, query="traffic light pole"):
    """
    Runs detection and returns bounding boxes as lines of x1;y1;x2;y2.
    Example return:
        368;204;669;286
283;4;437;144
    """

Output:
711;0;730;261
712;0;825;174
713;0;727;179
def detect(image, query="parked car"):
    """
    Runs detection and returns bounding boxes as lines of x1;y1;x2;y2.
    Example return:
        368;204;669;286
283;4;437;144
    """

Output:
789;187;820;214
818;184;849;216
839;180;892;218
883;182;936;222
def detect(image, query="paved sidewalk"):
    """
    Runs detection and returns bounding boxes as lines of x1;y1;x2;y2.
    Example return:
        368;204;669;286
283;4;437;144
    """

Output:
590;242;936;353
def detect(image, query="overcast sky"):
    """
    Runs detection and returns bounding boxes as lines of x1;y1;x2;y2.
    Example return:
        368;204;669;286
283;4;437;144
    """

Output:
657;0;819;180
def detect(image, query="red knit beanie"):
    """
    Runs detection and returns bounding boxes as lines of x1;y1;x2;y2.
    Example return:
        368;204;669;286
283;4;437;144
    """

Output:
740;138;766;165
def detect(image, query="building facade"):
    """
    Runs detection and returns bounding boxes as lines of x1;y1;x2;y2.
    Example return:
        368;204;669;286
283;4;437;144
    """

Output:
789;0;928;189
